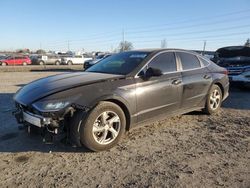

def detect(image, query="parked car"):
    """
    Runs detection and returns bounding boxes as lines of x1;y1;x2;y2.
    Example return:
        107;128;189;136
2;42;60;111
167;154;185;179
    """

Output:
13;49;229;151
61;55;92;65
214;46;250;88
0;56;31;66
84;54;112;70
34;55;61;65
0;55;7;60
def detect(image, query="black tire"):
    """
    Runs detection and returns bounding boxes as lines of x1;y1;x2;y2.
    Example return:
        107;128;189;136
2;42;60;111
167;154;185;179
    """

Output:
1;62;7;66
55;61;60;65
203;84;222;115
70;101;126;151
39;60;44;65
67;61;73;65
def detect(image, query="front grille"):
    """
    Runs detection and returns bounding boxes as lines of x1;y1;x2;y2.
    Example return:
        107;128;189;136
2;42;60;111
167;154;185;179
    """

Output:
228;68;244;76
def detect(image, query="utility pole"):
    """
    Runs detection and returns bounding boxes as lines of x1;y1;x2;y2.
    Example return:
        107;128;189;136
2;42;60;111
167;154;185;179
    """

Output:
161;39;167;48
122;29;125;52
202;40;207;55
67;40;70;51
39;42;42;49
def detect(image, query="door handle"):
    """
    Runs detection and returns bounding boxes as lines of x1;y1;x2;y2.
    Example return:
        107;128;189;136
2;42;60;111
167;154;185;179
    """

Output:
203;74;211;79
172;79;182;85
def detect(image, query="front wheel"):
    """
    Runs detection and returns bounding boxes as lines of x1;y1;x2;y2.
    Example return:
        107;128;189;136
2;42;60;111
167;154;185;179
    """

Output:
71;102;126;151
39;61;44;65
67;61;73;65
203;84;222;115
1;62;7;66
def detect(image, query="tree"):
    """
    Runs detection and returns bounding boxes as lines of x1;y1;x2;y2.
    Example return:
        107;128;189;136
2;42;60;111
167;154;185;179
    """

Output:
36;49;46;54
244;38;250;47
118;41;133;52
16;48;30;53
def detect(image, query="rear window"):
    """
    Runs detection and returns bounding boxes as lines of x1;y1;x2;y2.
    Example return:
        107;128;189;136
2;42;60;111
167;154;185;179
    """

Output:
177;52;201;70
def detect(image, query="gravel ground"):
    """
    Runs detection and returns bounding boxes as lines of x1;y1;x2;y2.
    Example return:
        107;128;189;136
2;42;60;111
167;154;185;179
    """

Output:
0;72;249;188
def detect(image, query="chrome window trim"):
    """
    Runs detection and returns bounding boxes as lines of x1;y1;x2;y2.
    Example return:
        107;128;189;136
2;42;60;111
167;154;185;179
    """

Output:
135;50;211;78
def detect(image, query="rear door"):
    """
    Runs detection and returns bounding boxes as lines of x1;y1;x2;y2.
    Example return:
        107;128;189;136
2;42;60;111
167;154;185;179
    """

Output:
75;56;83;64
135;52;182;122
176;52;212;109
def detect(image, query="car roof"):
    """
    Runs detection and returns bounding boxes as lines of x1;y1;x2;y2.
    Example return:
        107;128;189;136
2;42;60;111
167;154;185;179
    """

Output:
129;48;201;56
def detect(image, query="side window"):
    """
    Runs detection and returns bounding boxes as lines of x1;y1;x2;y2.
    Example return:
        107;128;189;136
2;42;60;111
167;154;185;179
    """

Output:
178;52;201;70
199;57;210;66
148;52;177;73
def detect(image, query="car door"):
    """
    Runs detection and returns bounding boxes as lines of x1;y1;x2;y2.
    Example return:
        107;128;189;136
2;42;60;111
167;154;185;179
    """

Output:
176;52;212;109
47;56;54;64
8;57;15;65
135;52;182;123
76;56;83;64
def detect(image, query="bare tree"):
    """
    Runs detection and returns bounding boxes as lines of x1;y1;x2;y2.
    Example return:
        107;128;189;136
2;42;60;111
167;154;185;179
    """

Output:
245;38;250;47
36;49;46;54
118;41;133;52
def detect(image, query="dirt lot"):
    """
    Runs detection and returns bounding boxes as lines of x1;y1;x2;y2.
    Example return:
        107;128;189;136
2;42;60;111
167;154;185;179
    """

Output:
0;72;249;188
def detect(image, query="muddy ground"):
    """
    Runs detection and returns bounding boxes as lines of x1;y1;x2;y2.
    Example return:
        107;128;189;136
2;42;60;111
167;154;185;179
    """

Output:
0;72;249;188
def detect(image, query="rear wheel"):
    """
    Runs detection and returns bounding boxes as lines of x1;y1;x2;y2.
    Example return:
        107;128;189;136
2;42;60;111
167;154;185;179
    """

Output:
67;61;73;65
203;84;222;114
70;102;126;151
39;61;44;65
55;61;60;65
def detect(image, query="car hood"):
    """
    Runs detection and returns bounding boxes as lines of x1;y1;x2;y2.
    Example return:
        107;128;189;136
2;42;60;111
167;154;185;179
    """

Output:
14;72;124;105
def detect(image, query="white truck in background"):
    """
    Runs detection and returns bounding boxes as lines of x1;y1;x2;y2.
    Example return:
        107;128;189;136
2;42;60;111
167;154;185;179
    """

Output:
62;55;93;65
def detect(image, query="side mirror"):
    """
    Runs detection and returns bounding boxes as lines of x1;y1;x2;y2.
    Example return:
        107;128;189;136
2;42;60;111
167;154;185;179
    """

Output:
145;67;163;78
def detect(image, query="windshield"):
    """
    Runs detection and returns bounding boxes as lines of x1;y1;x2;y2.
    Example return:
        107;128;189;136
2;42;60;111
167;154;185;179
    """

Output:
96;54;105;59
86;51;150;75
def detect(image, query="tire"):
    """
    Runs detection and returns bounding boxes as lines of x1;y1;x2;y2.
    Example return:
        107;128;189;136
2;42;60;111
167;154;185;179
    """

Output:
203;84;222;115
55;61;60;65
67;61;73;65
1;62;7;66
22;62;27;66
39;61;44;65
70;101;126;151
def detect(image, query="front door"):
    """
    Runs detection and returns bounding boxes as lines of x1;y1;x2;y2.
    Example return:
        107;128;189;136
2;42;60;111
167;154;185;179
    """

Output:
135;52;182;123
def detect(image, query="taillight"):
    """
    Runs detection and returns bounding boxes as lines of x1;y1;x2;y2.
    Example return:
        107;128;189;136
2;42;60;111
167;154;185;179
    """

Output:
223;70;228;75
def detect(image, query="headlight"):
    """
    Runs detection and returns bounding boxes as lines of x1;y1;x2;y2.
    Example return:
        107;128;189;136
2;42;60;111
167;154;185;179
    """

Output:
32;100;70;112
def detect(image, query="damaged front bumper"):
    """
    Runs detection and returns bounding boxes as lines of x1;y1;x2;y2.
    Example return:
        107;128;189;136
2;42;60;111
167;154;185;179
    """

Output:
13;109;51;128
13;101;89;140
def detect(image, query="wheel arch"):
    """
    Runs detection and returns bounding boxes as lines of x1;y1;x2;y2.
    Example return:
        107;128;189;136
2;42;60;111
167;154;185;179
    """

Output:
104;98;131;131
89;95;132;131
212;81;224;98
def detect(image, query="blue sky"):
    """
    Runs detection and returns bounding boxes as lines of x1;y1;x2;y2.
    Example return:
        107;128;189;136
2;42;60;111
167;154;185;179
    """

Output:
0;0;250;52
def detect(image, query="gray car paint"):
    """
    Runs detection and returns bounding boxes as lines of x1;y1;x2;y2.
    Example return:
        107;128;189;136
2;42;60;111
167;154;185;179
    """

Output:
14;49;229;130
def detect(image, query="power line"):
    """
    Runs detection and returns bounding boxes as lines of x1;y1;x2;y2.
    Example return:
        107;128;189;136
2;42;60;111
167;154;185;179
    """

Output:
45;9;250;46
126;24;250;40
126;8;250;31
126;15;250;35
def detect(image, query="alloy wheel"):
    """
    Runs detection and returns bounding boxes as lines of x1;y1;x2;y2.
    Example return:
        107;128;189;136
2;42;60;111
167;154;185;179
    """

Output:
209;89;221;110
92;111;121;145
